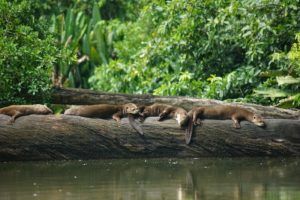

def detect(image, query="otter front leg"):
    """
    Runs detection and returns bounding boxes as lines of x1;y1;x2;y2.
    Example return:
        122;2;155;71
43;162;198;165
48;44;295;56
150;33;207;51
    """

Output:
128;114;144;135
112;112;123;126
192;110;202;126
158;108;172;121
7;111;23;125
231;117;241;129
138;113;146;122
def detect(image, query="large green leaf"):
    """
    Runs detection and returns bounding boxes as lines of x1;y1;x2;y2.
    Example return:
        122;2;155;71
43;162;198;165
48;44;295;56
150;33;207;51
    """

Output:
259;70;286;78
65;9;74;40
92;3;101;24
276;76;300;86
276;93;300;108
254;88;291;98
93;21;108;65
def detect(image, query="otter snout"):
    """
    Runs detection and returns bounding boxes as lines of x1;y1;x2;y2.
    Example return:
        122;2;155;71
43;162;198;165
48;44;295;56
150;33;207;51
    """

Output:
128;107;139;114
254;121;265;127
140;109;150;117
124;103;140;114
252;114;265;127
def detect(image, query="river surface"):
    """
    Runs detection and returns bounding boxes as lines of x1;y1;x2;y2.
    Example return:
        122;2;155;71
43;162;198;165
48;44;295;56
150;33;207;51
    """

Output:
0;158;299;200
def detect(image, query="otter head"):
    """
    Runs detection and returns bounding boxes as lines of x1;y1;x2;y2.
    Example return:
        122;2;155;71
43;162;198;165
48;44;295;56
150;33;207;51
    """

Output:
124;103;139;115
176;111;188;127
140;106;151;117
252;114;265;127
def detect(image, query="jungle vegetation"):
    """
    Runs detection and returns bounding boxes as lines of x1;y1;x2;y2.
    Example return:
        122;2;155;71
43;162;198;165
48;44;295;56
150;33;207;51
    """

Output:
0;0;299;108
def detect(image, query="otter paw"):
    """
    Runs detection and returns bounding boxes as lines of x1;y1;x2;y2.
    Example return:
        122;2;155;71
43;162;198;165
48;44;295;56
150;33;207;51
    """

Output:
233;124;241;129
6;121;13;125
139;117;145;122
194;120;202;126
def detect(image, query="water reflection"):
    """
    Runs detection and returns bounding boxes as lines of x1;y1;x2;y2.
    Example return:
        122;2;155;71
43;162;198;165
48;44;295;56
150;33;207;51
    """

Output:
0;158;299;200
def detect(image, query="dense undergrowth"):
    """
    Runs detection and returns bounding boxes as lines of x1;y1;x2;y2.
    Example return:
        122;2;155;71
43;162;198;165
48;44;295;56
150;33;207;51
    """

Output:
0;0;299;108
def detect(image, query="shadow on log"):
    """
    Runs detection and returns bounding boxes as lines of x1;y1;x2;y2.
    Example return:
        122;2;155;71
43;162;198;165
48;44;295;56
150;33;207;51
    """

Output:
0;114;300;161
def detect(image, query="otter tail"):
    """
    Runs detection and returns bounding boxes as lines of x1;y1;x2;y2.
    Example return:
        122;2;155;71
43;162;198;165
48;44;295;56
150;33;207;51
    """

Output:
128;114;144;135
45;106;53;114
185;117;194;145
47;107;53;114
64;108;72;115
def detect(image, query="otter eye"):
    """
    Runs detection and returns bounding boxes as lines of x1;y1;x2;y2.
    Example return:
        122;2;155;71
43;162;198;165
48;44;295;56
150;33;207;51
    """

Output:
126;107;129;110
253;116;256;119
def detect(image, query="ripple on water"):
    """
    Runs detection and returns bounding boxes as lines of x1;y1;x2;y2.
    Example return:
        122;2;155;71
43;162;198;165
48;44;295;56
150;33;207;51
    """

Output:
0;158;299;200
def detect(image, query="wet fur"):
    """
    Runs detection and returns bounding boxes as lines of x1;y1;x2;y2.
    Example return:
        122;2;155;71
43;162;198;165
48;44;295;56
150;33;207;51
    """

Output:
140;103;188;127
64;103;139;119
185;105;265;144
64;103;143;135
0;104;53;124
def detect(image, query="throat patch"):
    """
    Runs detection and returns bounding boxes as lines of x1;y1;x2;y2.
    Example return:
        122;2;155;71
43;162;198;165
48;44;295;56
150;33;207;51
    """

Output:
176;114;181;125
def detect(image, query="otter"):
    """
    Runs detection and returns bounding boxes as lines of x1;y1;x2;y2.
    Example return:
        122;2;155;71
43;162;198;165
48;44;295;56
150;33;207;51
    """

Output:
184;105;265;144
0;104;53;124
140;103;188;127
64;103;144;135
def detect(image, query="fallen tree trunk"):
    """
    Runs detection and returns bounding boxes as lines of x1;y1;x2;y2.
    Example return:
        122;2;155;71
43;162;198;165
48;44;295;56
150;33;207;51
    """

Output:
0;114;299;161
51;87;300;119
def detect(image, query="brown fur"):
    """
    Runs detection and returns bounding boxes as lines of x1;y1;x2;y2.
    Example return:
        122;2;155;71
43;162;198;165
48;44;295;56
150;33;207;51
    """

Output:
140;103;188;127
184;105;265;144
0;104;53;124
189;105;265;127
64;103;143;135
64;103;139;122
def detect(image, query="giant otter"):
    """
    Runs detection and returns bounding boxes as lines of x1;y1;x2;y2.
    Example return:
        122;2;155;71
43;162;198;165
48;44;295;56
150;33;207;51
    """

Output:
140;103;189;143
0;104;53;124
184;105;265;144
64;103;143;135
140;103;188;127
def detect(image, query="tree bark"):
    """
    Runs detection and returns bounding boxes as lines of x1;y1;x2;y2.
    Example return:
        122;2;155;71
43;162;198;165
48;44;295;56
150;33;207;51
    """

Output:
51;87;300;119
0;114;299;161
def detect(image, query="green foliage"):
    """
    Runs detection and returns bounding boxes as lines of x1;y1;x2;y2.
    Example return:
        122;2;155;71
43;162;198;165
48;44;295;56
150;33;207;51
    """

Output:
0;0;58;104
89;0;300;108
50;6;87;87
37;0;142;21
1;0;299;108
255;33;300;108
50;1;142;88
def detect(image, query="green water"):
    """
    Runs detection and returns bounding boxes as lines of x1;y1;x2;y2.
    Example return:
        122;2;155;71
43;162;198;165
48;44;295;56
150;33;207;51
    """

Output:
0;158;299;200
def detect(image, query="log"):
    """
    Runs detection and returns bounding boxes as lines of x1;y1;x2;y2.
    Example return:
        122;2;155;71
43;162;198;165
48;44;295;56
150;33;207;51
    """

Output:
51;87;300;119
0;114;299;161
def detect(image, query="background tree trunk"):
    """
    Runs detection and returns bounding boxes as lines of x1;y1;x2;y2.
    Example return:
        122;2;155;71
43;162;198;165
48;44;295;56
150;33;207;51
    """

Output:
0;114;299;161
51;87;300;119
